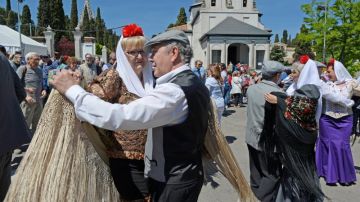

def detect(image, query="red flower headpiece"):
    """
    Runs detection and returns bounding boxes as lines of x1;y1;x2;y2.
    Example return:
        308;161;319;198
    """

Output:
299;55;310;64
328;58;335;66
122;24;144;38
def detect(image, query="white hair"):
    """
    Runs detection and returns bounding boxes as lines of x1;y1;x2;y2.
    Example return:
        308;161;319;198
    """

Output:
166;42;193;64
25;52;39;62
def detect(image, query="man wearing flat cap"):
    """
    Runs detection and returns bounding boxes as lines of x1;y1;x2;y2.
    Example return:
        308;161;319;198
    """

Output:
245;60;284;202
51;29;210;201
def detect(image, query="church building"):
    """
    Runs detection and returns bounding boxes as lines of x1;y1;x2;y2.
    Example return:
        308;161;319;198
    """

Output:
184;0;272;69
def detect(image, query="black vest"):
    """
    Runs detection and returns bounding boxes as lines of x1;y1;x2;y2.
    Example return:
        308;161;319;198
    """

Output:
163;70;210;183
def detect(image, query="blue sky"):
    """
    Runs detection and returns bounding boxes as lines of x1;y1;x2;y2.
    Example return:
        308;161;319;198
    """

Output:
1;0;307;41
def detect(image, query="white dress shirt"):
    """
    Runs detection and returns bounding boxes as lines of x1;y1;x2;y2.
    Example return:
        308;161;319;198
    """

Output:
65;65;190;131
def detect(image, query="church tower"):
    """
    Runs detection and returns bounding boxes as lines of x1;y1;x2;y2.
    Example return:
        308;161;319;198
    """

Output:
188;0;271;69
78;0;94;27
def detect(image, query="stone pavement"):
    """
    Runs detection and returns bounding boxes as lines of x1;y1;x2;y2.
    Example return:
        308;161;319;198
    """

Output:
198;106;360;202
10;106;360;202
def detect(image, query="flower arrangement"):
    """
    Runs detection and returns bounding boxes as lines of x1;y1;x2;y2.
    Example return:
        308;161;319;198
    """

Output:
122;24;144;38
299;55;310;64
327;58;335;67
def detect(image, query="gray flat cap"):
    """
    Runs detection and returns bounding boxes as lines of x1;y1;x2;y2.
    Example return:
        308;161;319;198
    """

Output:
145;30;189;49
261;60;284;75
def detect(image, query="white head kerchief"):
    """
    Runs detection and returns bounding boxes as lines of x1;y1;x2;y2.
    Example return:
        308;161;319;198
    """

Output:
116;36;154;97
286;59;321;96
286;59;322;121
334;60;352;83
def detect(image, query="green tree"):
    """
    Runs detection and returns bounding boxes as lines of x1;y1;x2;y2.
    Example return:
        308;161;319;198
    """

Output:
175;7;187;26
6;11;17;29
270;45;286;63
95;7;104;44
103;29;109;48
81;7;91;34
0;8;6;24
21;5;33;36
292;24;315;61
274;34;279;43
89;18;96;37
37;0;51;35
70;0;78;30
6;0;11;12
281;29;288;44
95;43;103;55
51;0;66;43
167;23;174;29
300;0;360;67
64;15;72;39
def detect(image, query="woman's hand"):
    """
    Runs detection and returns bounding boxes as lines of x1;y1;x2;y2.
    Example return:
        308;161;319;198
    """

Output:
265;93;278;104
25;96;35;104
40;90;47;99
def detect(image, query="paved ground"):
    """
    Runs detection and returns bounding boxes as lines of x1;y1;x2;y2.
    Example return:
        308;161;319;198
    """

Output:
198;106;360;202
10;105;360;202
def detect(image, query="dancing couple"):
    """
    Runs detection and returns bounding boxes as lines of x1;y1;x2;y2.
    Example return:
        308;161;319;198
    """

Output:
5;24;254;202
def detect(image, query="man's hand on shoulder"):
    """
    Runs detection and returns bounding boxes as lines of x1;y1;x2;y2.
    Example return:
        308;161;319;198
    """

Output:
50;69;81;95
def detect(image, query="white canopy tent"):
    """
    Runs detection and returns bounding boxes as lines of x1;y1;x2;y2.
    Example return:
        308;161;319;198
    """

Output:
0;25;48;55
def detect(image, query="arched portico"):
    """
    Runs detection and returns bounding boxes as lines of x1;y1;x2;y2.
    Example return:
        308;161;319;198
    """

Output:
227;43;249;65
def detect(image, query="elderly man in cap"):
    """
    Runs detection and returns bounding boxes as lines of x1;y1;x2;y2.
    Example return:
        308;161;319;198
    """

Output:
245;60;284;202
51;29;210;202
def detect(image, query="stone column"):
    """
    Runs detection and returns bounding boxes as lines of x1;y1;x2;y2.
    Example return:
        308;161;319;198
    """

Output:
248;42;254;68
265;40;271;60
207;42;211;67
73;26;83;59
44;26;55;57
254;44;257;69
102;46;107;63
223;40;227;64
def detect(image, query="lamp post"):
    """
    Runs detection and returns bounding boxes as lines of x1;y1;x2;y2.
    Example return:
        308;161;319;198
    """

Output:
17;0;24;55
318;2;328;63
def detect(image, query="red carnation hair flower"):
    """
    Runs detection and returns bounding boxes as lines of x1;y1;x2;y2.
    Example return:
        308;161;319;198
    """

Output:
122;24;144;38
299;55;310;64
328;58;335;66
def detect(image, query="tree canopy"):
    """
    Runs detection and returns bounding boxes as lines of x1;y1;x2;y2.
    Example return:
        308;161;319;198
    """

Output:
21;5;33;36
299;0;360;69
168;7;188;28
176;7;187;26
51;0;66;42
281;30;288;44
274;34;279;43
70;0;78;29
270;45;286;63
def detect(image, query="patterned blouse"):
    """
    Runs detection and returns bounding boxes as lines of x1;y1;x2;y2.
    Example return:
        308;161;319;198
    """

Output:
87;67;147;160
324;80;360;119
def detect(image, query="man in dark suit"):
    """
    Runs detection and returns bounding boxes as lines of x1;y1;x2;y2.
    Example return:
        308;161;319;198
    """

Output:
0;51;30;201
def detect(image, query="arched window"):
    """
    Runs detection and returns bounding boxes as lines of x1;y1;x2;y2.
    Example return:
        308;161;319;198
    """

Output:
211;0;216;7
243;0;247;7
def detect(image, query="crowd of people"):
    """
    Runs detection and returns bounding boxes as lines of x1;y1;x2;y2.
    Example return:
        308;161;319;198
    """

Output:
0;23;359;202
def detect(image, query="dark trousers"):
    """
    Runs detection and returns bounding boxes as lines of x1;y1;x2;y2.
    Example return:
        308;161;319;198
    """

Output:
109;158;149;201
0;151;12;201
149;178;203;202
352;96;360;135
247;145;281;202
233;93;243;106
